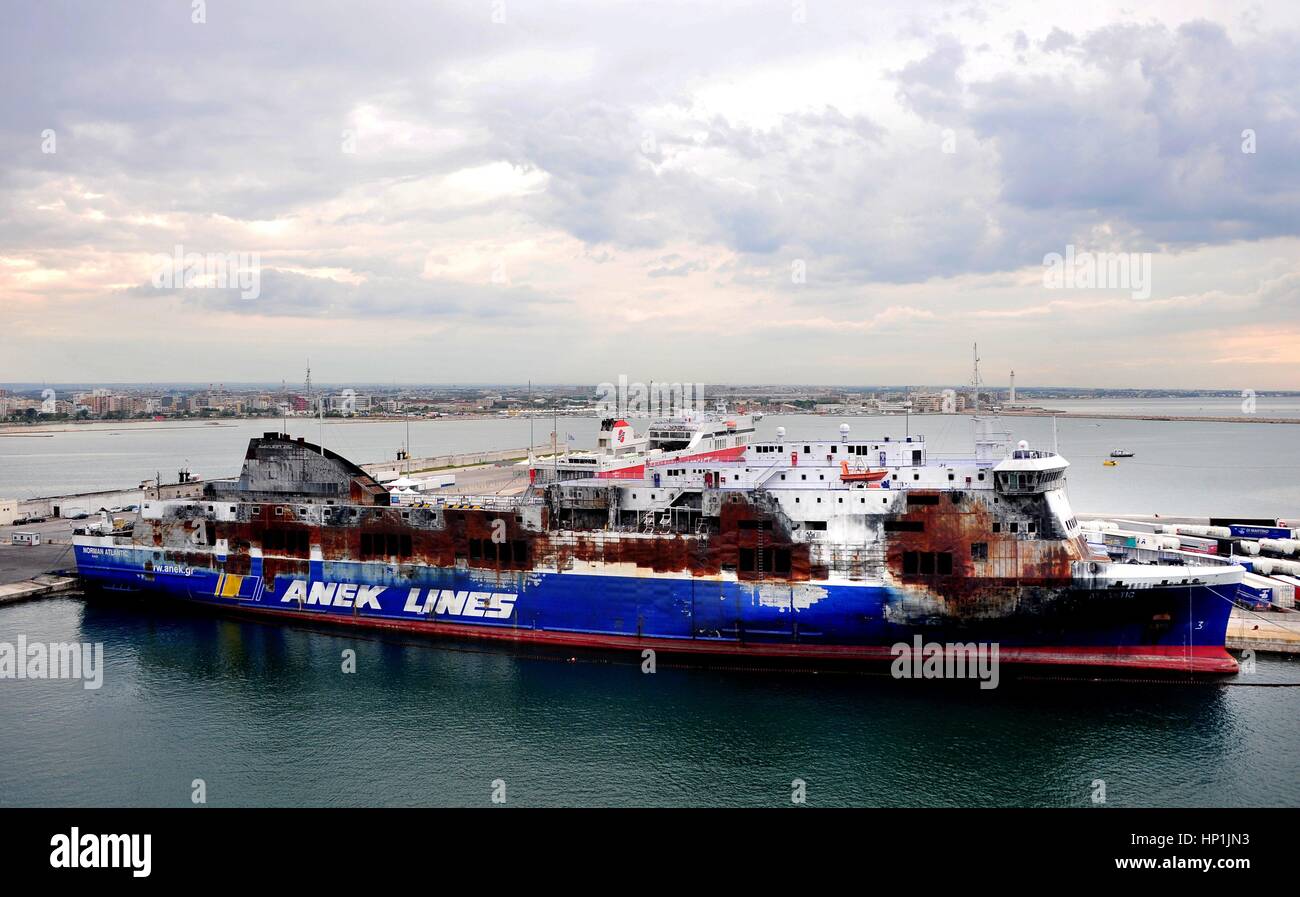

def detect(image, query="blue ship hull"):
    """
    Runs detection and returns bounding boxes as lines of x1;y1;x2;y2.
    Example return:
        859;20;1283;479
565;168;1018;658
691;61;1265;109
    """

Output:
74;543;1239;674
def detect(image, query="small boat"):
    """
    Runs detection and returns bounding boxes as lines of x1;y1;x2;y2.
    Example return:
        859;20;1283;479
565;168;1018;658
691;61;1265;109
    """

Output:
1109;450;1134;458
839;461;889;483
1103;459;1119;467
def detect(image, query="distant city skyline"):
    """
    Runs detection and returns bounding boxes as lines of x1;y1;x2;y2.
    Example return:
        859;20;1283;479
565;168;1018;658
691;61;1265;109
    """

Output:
3;1;1299;388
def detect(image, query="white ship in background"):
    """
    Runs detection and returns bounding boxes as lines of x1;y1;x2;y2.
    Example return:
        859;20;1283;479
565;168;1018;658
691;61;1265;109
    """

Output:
531;407;756;483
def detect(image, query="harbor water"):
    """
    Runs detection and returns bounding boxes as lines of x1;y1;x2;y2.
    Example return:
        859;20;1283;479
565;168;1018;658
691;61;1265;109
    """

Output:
0;596;1297;807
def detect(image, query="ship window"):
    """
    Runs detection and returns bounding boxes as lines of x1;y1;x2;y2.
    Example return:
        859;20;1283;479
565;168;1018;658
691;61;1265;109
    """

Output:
469;539;481;560
1010;522;1019;533
774;549;791;574
884;520;924;532
903;550;952;575
831;446;837;453
806;520;827;530
780;474;786;480
993;522;1001;533
971;542;988;560
1028;521;1037;533
978;473;985;481
907;494;939;506
804;446;811;454
512;540;527;564
739;547;755;570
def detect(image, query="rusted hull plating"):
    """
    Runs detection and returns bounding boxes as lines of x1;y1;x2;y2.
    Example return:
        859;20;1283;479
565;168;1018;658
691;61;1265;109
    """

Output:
74;543;1239;674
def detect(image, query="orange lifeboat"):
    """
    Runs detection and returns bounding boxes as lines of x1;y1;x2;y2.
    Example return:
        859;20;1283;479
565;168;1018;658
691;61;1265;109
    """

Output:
839;461;889;483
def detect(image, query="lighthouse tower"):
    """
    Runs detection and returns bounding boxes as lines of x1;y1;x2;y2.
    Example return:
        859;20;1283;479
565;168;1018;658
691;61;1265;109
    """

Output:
1009;370;1016;405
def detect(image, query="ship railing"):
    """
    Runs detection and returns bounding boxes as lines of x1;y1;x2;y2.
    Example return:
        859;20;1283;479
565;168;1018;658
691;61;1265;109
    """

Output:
430;495;543;512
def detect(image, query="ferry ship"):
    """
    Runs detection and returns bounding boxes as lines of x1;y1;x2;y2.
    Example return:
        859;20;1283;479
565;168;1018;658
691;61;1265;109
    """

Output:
531;409;754;482
72;420;1244;676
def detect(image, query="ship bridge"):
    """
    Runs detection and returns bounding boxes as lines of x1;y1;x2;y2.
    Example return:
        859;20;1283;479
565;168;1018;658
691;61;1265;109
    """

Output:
992;443;1069;495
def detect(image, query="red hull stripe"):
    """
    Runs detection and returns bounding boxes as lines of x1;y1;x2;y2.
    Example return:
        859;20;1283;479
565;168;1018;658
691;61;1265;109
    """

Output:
183;599;1240;675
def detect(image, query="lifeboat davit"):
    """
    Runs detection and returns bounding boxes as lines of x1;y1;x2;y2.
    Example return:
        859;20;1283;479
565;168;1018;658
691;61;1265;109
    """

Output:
839;461;889;483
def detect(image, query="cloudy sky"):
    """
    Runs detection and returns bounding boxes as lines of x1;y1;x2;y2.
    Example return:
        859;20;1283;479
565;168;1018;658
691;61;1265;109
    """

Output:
2;0;1298;388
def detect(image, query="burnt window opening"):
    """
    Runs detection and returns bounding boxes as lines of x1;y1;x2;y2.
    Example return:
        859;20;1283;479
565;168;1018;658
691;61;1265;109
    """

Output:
361;531;413;559
884;520;924;532
906;494;940;506
737;519;774;530
902;550;953;576
260;527;308;554
805;520;827;531
467;538;528;566
739;547;792;575
971;542;988;560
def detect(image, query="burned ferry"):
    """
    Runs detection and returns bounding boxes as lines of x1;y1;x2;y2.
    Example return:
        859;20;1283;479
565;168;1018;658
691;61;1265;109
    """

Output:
72;422;1244;675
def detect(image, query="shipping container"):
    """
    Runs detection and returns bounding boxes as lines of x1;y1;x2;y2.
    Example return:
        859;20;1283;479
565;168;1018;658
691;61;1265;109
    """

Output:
1269;574;1299;610
10;531;41;546
1179;534;1219;556
1229;524;1294;540
1236;573;1275;610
